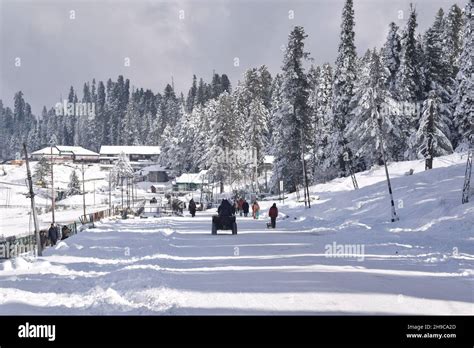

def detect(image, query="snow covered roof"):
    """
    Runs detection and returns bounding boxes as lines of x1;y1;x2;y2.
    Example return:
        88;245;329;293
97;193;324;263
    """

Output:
139;164;167;174
264;155;274;164
100;146;161;156
32;146;99;156
175;170;208;184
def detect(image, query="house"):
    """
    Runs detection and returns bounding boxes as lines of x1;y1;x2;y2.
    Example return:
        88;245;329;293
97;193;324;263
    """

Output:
99;146;161;165
138;165;169;183
262;156;274;192
31;146;99;162
263;155;274;172
173;170;209;192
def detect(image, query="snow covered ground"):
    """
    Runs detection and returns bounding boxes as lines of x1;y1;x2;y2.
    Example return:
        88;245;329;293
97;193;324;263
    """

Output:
0;153;472;314
0;161;140;237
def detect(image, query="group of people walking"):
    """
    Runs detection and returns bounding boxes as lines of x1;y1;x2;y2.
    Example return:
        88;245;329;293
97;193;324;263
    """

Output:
187;196;279;228
44;223;72;248
234;198;250;217
219;197;279;228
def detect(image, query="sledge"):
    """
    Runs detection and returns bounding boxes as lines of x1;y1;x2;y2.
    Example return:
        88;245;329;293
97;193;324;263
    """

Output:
211;215;237;235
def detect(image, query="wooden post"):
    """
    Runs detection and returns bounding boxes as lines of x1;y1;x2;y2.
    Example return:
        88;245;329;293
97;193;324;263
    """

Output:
82;162;86;223
23;143;42;256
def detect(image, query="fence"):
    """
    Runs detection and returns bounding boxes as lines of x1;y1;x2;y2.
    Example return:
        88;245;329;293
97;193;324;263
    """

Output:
79;206;120;224
0;202;145;259
0;233;36;259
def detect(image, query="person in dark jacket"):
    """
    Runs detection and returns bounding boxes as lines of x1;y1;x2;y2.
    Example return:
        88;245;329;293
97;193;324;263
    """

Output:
268;203;278;228
61;225;71;240
218;199;234;217
48;223;59;246
242;200;250;217
40;230;48;249
189;198;197;217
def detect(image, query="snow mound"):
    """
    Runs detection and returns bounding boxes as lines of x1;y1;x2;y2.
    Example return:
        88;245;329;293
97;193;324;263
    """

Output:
55;241;69;250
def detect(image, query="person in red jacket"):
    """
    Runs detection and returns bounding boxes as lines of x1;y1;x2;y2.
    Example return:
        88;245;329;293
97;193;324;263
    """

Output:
268;203;278;228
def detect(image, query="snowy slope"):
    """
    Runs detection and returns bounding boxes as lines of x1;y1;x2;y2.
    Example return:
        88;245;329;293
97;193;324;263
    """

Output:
0;153;472;314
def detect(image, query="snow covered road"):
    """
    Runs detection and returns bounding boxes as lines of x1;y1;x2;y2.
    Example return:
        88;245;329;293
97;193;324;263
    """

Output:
0;210;472;315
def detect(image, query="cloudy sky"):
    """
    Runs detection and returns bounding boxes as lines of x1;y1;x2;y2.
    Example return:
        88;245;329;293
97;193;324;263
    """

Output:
0;0;461;114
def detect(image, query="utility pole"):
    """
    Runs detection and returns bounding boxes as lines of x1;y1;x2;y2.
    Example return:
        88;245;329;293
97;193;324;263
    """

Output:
425;101;434;170
200;174;204;204
303;156;311;208
377;106;399;222
126;177;130;209
265;167;268;193
49;144;55;224
344;144;359;190
300;129;311;208
23;143;42;256
93;181;96;207
109;172;112;214
121;176;124;210
132;176;135;208
462;140;473;204
81;162;86;223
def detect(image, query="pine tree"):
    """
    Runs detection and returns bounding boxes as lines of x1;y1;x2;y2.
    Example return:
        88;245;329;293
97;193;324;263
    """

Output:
122;98;141;145
159;84;181;139
328;0;358;178
186;75;197;113
453;1;473;149
107;80;120;145
347;49;404;169
33;157;51;187
423;9;451;92
311;63;334;181
271;26;312;192
382;22;402;95
396;4;424;102
1;105;13;159
445;4;464;78
13;91;25;134
270;74;292;190
67;170;81;196
258;66;273;110
210;73;222;99
221;74;232;94
233;67;272;179
415;90;453;167
205;92;239;191
63;86;76;146
96;81;107;146
192;103;211;171
196;78;207;107
112;152;134;186
246;97;269;181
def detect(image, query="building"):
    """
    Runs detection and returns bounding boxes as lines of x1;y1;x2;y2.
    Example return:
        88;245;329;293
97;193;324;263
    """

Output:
30;146;99;162
263;155;274;172
99;146;161;165
173;170;209;192
138;165;169;183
